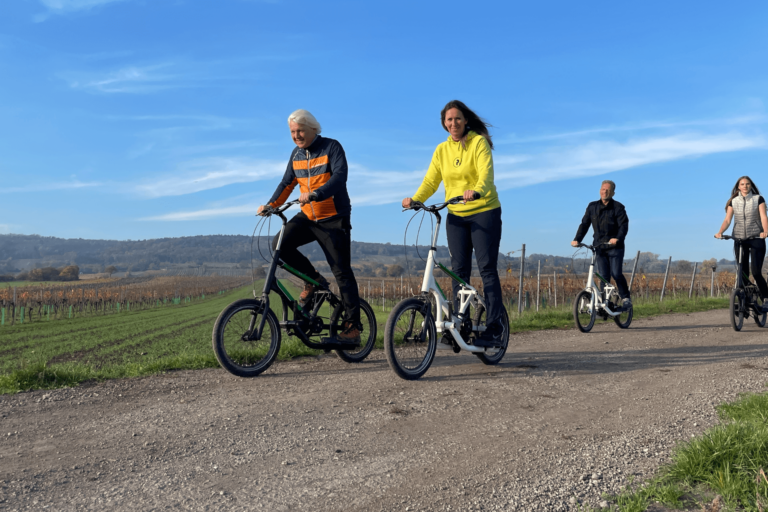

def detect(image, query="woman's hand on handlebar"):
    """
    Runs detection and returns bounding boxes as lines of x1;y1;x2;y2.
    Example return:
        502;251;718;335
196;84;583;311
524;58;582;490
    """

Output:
714;233;723;239
463;190;480;202
402;197;412;209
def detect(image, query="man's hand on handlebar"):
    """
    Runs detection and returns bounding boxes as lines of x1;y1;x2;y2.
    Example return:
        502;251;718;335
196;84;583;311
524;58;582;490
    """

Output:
257;205;270;216
299;192;318;205
571;240;579;247
715;233;723;239
608;238;618;245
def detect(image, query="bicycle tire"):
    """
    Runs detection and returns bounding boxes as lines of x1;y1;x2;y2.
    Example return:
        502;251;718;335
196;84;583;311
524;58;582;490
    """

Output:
384;297;437;380
334;299;378;363
730;289;745;332
212;299;281;377
610;290;633;329
753;294;767;328
573;290;596;333
472;304;510;365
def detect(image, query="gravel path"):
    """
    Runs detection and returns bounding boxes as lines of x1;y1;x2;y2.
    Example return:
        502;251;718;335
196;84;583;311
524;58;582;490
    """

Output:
2;309;767;511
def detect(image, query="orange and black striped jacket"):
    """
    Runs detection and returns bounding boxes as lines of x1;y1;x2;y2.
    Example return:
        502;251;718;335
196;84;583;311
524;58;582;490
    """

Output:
268;135;352;221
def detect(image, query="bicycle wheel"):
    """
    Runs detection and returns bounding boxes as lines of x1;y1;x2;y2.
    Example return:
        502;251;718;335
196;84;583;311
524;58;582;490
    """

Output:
212;299;281;377
471;303;510;365
753;294;767;327
609;291;633;329
334;299;378;363
573;290;596;333
730;289;745;332
384;297;437;380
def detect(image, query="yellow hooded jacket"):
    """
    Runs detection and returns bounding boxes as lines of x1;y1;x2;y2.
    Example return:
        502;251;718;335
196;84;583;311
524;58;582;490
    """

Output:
411;131;500;216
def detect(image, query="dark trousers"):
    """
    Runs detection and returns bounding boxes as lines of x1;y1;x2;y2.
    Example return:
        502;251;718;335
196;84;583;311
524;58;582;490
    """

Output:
595;246;630;299
445;208;503;327
734;238;768;298
272;212;360;324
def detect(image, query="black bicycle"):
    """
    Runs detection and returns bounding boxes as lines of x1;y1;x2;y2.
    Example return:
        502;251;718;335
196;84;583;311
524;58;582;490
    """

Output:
718;235;767;331
212;200;378;377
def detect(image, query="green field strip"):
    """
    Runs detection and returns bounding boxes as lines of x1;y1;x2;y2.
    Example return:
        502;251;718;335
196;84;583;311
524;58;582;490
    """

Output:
0;282;300;375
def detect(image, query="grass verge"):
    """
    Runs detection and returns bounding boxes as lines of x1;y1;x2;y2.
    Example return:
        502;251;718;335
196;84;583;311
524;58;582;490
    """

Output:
606;390;768;511
508;296;730;332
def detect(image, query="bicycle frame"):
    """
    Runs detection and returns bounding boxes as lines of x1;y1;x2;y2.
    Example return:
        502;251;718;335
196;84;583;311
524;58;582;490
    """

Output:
251;201;341;349
417;205;486;353
580;245;622;317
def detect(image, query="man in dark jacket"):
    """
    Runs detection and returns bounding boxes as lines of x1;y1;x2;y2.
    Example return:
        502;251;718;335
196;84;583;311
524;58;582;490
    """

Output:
257;109;361;343
571;180;631;306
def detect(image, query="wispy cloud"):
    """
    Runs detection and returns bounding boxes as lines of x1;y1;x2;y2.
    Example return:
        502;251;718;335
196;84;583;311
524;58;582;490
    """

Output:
494;132;765;188
135;157;285;198
35;0;129;21
0;224;11;234
140;204;261;222
499;115;766;145
65;64;182;94
0;181;102;193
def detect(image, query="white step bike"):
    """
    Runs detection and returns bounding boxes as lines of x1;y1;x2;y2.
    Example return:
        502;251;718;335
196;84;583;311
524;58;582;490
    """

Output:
383;196;510;380
572;243;633;332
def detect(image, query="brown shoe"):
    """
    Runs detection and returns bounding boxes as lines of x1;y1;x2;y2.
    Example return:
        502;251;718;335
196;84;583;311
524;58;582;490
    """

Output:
299;277;328;306
337;321;361;346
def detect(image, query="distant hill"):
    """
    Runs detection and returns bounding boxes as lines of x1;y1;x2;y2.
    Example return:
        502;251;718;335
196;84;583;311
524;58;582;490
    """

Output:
0;234;736;278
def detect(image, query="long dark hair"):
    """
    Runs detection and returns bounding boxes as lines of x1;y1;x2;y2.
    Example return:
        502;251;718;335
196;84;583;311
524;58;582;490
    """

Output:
440;100;494;150
725;175;761;211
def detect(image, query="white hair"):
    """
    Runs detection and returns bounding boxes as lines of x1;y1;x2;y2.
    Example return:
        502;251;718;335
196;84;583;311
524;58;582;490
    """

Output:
287;109;321;134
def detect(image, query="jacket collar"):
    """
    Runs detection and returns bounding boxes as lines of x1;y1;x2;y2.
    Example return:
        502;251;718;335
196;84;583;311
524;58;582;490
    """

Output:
598;198;614;209
298;135;321;152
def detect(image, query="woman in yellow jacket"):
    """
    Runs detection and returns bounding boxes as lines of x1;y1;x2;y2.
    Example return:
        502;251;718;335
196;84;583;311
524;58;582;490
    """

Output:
402;100;504;347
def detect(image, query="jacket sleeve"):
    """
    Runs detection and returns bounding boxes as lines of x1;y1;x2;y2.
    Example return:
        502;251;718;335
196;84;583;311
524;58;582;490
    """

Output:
312;141;348;202
268;156;299;207
573;204;592;242
471;137;494;196
616;203;629;241
411;149;443;203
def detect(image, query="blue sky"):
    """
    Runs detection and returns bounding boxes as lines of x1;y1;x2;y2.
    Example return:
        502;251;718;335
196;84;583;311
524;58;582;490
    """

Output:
1;0;766;261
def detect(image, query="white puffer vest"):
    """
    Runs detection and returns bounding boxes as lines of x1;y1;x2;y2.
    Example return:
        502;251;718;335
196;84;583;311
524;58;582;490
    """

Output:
731;192;763;239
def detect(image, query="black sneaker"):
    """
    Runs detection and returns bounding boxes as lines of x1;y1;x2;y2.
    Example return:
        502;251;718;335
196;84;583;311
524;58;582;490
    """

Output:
473;322;504;348
621;297;632;309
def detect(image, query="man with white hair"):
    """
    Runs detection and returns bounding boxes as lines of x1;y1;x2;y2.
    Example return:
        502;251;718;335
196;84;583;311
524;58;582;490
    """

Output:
257;109;361;343
571;180;631;307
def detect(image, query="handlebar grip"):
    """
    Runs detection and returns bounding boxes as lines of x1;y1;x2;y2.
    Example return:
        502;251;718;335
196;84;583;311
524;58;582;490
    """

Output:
472;191;481;200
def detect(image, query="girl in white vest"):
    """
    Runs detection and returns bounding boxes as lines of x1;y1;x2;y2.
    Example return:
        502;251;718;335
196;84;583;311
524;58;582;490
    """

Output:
715;176;768;309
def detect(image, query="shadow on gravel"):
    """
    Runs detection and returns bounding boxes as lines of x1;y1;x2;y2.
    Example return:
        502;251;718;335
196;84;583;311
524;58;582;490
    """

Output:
416;343;768;382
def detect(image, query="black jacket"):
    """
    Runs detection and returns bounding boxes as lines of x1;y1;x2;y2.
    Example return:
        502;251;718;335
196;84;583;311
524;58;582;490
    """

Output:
574;199;629;248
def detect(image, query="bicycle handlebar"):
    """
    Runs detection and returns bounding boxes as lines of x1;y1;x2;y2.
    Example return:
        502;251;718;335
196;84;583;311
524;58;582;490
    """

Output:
257;199;301;217
717;235;761;241
575;242;617;251
403;193;480;213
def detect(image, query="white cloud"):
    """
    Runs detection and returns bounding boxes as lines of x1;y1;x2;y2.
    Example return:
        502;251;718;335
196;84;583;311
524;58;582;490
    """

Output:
35;0;128;21
494;132;765;188
0;224;11;233
135;157;285;198
66;64;180;94
0;181;102;193
140;204;261;222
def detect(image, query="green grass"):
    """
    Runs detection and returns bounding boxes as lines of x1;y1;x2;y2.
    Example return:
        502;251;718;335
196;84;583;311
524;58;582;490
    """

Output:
0;285;731;395
506;296;730;332
606;391;768;511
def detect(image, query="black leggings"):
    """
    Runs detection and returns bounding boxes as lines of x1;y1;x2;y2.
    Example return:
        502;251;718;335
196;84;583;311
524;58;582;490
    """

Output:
734;238;768;299
272;212;360;324
445;208;503;327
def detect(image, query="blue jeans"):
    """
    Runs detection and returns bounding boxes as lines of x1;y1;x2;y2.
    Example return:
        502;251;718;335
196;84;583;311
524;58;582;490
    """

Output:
595;246;630;300
445;208;503;326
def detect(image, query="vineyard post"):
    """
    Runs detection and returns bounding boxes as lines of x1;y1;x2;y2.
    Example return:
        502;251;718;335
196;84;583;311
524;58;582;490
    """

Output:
12;286;16;326
381;280;384;311
554;271;557;308
517;244;525;315
536;260;541;312
628;250;640;292
688;262;697;299
710;267;715;297
660;256;672;302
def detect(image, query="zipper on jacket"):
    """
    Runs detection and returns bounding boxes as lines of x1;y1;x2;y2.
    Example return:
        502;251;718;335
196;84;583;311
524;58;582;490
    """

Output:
306;149;318;222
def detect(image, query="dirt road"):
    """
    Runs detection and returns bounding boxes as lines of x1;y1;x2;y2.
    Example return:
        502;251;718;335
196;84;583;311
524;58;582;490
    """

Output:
2;309;767;511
